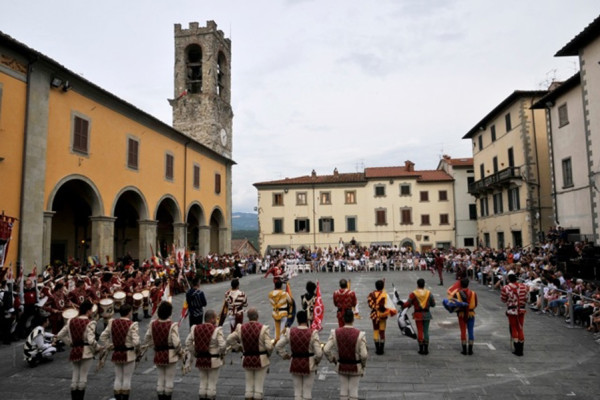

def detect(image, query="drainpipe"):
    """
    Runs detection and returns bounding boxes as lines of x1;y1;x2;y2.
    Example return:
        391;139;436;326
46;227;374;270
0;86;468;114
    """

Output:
545;102;559;226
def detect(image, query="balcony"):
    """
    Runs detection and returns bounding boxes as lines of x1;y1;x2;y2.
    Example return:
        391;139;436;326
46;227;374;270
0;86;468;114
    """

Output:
468;166;522;195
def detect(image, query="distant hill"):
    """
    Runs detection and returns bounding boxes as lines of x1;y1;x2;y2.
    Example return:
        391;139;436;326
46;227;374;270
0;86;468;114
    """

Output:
232;212;258;231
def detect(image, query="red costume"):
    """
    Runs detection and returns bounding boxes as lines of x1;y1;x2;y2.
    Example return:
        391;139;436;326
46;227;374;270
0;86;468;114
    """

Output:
333;289;357;327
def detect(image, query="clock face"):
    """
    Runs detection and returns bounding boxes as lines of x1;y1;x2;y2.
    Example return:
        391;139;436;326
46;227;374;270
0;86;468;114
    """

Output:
220;128;228;146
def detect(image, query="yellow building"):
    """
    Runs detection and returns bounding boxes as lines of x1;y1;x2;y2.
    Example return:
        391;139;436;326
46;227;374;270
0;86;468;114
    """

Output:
0;21;234;273
254;161;455;254
463;91;552;249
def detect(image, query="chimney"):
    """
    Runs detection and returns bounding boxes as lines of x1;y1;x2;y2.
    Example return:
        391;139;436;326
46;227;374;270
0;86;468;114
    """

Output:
311;169;317;178
405;160;415;172
333;168;339;176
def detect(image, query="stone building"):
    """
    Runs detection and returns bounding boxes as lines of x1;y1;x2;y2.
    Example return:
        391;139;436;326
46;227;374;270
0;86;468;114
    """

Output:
253;161;456;254
531;15;600;244
463;91;552;249
0;21;234;272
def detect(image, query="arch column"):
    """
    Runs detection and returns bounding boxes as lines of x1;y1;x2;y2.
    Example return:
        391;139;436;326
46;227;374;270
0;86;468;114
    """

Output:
90;216;116;263
219;227;230;254
139;220;158;261
42;211;56;266
173;222;187;248
199;225;210;256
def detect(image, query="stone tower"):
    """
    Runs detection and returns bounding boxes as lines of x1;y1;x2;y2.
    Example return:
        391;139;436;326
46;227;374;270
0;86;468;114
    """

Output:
171;21;233;158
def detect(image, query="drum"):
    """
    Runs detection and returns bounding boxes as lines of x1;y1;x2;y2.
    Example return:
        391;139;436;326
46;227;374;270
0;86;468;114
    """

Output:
99;298;114;319
132;292;143;309
141;289;150;307
113;291;126;309
62;308;78;323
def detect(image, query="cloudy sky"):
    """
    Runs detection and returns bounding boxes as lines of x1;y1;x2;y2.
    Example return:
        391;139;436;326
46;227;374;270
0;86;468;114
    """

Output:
1;1;598;212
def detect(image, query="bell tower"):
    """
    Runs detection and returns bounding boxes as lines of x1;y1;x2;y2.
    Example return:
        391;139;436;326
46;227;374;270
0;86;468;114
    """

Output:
171;21;233;158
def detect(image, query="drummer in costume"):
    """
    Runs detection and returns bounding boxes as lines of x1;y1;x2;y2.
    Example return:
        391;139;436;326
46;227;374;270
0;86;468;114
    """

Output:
500;273;528;356
301;281;317;327
185;309;226;400
99;303;140;400
448;278;477;355
275;310;322;400
402;278;436;355
333;279;357;328
68;280;87;309
224;278;248;333
268;279;292;343
56;300;99;400
226;307;273;400
323;309;368;400
142;301;182;400
141;268;152;318
47;281;69;334
367;280;397;355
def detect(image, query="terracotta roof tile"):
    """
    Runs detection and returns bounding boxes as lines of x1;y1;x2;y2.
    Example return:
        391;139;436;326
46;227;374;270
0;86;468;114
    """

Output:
254;172;365;187
364;167;453;182
445;157;473;167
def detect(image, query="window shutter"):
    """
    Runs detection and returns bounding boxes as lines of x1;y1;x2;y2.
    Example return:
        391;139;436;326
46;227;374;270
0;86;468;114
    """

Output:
319;219;323;232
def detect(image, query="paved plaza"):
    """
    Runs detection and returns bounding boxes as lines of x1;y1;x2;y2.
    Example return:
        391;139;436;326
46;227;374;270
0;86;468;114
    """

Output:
1;269;599;399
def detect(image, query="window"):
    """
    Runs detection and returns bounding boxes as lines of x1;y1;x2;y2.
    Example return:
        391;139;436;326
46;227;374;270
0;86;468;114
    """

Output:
421;214;430;225
294;218;310;233
558;103;569;127
318;218;334;233
72;115;90;154
480;197;489;217
273;193;284;206
273;218;283;234
469;204;477;220
420;191;429;202
165;153;174;181
440;214;449;225
493;156;498;174
375;209;387;226
562;157;573;187
374;185;386;197
400;208;412;225
185;44;203;94
464;237;475;247
345;190;356;204
346;216;357;232
491;124;496;142
320;191;331;205
508;187;520;211
479;163;485;179
438;190;448;201
215;173;221;194
296;192;307;205
497;232;505;249
193;164;200;189
478;135;483;151
493;192;503;214
512;230;522;248
483;233;490;248
505;113;512;132
400;184;411;196
508;147;514;167
127;137;139;170
467;176;474;190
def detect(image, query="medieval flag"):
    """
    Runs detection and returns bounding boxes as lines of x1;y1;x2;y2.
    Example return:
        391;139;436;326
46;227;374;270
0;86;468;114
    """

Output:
311;281;324;331
0;213;17;268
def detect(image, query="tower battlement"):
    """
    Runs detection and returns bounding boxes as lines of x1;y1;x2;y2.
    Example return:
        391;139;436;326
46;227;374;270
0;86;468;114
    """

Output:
174;21;231;47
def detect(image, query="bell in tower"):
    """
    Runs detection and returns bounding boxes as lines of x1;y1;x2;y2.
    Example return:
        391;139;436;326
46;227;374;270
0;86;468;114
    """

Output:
170;21;233;158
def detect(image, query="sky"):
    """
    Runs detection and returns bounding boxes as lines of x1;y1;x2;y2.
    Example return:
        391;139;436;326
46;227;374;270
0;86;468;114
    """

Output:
1;1;598;213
